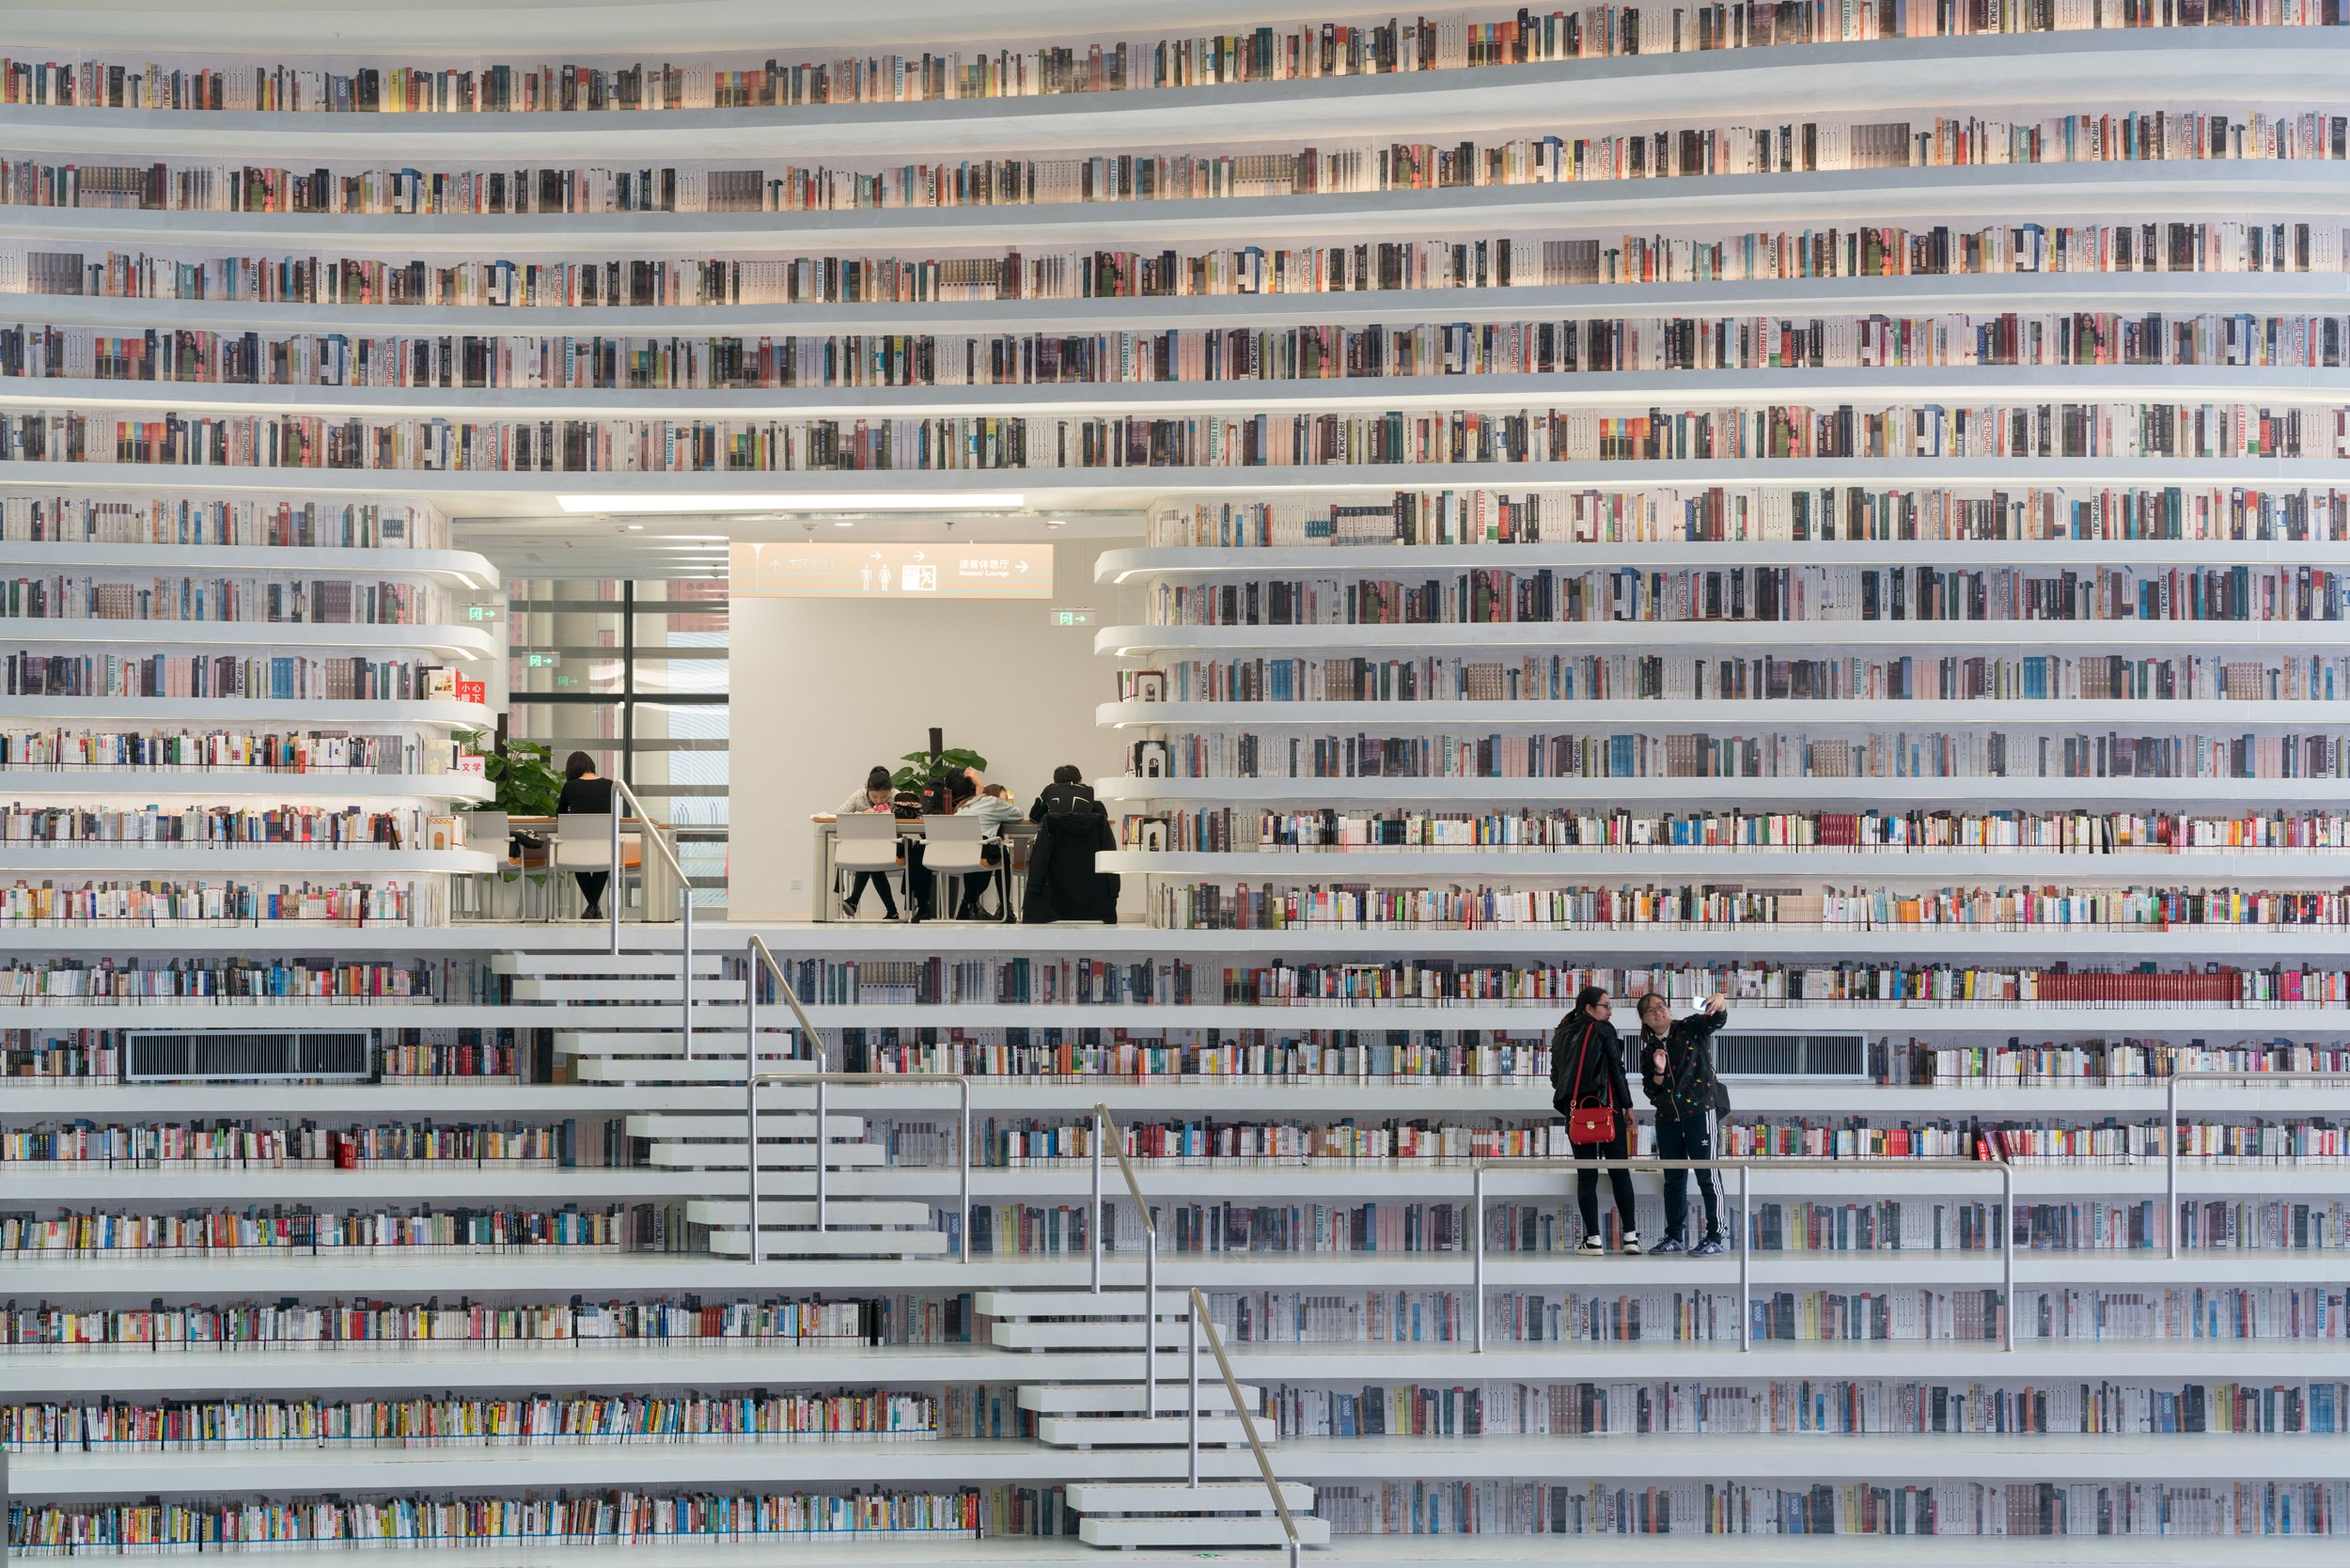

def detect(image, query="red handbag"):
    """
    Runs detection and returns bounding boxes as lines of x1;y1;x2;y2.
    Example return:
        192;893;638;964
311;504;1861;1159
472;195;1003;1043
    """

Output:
1565;1020;1617;1146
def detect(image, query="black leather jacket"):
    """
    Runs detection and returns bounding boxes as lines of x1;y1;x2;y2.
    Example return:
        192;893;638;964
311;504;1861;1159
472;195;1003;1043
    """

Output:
1638;1006;1730;1121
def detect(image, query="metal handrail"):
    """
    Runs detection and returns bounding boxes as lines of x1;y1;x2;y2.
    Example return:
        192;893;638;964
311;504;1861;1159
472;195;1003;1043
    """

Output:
2167;1068;2350;1259
744;935;970;1262
606;776;696;1054
1469;1155;2015;1355
1089;1102;1161;1411
1188;1287;1305;1568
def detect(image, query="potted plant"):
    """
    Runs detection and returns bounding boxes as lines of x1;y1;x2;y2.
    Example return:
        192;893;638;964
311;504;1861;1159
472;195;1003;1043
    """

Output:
458;733;567;917
891;745;988;808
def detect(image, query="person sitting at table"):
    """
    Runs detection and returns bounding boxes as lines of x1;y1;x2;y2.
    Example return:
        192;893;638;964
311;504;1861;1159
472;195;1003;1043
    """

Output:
836;764;903;920
1028;763;1094;823
947;773;1020;919
556;750;616;919
1023;781;1118;925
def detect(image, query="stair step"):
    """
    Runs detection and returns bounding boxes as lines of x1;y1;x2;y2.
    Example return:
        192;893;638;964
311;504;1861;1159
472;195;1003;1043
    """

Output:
1064;1482;1312;1515
688;1199;932;1225
687;1200;935;1227
706;1230;952;1258
646;1144;887;1168
511;979;741;1002
1079;1516;1329;1548
995;1322;1206;1351
495;953;723;977
1036;1416;1267;1447
628;1113;865;1137
975;1290;1181;1320
573;1060;803;1085
1019;1385;1250;1415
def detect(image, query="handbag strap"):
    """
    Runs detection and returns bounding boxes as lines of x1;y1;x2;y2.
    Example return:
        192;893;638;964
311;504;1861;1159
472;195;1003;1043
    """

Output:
1570;1018;1602;1109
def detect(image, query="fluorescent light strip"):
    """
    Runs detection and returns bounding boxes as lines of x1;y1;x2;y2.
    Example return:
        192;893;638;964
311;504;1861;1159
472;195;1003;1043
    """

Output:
556;493;1023;514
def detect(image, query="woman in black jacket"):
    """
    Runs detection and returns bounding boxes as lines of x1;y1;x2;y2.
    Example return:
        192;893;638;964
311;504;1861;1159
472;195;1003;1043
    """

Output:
1551;984;1641;1254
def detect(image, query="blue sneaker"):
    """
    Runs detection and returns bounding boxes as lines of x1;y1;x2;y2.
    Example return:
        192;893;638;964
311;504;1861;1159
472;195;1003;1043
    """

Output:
1648;1235;1687;1255
1690;1235;1727;1257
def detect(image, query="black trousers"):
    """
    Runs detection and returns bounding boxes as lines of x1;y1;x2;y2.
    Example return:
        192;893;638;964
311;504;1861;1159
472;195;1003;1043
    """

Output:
1571;1121;1637;1239
845;870;899;917
573;870;609;916
1655;1110;1720;1241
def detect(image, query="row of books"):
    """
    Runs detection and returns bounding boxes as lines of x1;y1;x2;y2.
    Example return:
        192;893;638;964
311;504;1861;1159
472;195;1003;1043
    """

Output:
1;1118;618;1168
1155;726;2350;791
1146;805;2350;853
4;110;2343;217
1150;564;2350;626
0;728;473;775
0;805;438;848
4;1388;939;1450
0;3;2328;117
0;574;448;626
8;1490;981;1554
3;1292;962;1351
8;309;2345;389
2;652;462;703
0;878;429;927
0;955;446;1003
1152;481;2350;548
1;1203;632;1254
1265;1376;2337;1436
963;1113;2350;1167
1148;651;2350;706
1148;879;2350;932
1318;1477;2333;1537
12;221;2335;313
6;400;2340;475
4;1280;2340;1356
0;494;436;547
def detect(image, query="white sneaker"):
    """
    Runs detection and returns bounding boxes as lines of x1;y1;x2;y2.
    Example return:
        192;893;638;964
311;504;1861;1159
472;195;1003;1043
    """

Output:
1576;1235;1604;1255
1621;1230;1644;1255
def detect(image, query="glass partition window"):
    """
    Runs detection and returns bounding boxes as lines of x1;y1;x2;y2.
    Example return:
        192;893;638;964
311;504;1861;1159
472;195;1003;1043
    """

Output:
506;577;728;907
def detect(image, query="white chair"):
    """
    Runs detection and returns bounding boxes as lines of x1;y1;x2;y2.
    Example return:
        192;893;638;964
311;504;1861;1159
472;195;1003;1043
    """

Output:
454;810;509;920
552;812;618;920
833;813;907;919
920;813;1004;921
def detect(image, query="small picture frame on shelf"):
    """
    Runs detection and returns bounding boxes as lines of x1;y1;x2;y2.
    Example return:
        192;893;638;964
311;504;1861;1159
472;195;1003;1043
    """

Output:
1132;739;1171;778
1119;668;1167;703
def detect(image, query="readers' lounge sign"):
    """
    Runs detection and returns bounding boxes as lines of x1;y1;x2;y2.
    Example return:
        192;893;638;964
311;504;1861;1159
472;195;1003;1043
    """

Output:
729;541;1053;600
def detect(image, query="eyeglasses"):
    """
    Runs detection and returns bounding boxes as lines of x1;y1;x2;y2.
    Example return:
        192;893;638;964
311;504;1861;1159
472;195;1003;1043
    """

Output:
1591;999;1612;1010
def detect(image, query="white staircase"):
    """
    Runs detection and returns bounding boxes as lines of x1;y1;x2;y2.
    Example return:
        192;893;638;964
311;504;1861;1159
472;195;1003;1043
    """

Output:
979;1289;1328;1552
501;946;954;1259
495;947;801;1085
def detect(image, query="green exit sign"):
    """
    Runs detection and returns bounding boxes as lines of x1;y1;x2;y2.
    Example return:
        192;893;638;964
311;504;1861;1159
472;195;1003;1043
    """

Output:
1051;605;1095;627
525;651;561;669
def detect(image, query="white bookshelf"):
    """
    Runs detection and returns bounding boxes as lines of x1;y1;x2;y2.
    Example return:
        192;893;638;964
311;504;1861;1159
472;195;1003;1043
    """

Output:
10;17;2350;1554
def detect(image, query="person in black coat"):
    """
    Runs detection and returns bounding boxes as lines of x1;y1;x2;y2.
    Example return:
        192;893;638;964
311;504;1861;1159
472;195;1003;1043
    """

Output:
556;751;615;919
1027;763;1095;823
1637;992;1731;1255
1551;983;1641;1254
1021;793;1119;924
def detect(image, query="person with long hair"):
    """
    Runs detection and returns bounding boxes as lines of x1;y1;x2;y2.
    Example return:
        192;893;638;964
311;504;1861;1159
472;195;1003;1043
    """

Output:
1551;983;1641;1254
837;764;902;920
556;751;616;919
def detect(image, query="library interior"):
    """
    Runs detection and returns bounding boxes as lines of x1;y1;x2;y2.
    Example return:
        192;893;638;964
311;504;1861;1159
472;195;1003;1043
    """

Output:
5;0;2350;1560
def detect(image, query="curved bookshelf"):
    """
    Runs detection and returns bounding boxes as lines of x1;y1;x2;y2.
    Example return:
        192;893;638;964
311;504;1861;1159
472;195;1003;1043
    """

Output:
1098;698;2350;726
0;767;492;800
0;619;497;657
1099;621;2350;653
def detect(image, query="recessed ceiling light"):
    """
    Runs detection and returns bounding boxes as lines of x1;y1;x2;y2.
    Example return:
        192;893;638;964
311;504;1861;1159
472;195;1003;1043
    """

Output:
620;524;645;531
556;492;1023;514
834;520;855;527
1047;518;1067;528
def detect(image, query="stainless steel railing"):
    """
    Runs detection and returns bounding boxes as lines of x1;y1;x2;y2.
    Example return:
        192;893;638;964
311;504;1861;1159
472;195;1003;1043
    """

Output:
606;776;696;1054
742;934;970;1262
1087;1100;1308;1560
1468;1154;2015;1354
1187;1287;1305;1568
2167;1068;2350;1259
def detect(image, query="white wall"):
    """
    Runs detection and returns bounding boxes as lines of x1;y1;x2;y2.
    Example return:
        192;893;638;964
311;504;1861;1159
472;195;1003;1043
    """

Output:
728;541;1134;920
